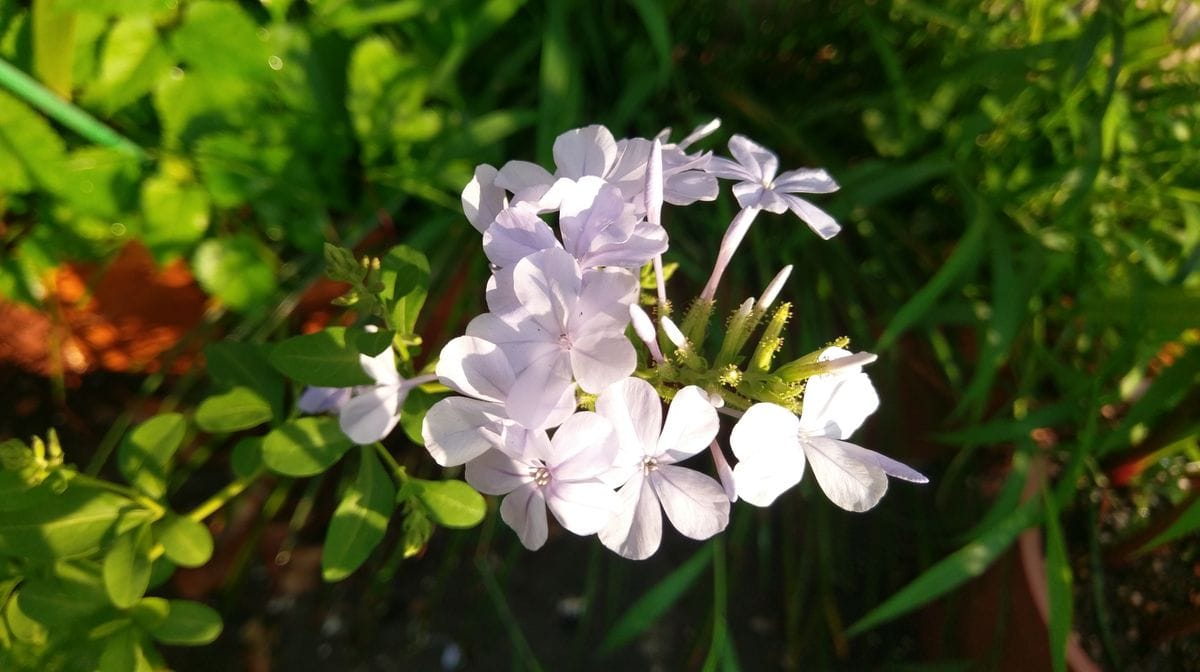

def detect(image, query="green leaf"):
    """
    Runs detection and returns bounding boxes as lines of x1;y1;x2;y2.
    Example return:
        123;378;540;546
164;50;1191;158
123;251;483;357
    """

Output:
231;436;264;479
1140;496;1200;554
876;196;988;351
195;386;273;433
170;0;271;81
409;478;486;529
98;627;152;672
117;413;187;499
322;448;396;582
0;471;56;512
103;524;153;609
399;386;435;446
0;89;66;194
83;15;171;114
140;173;211;258
379;245;430;336
1043;489;1073;672
846;499;1039;636
0;485;148;560
353;328;396;357
268;327;375;387
143;599;222;646
600;544;714;654
5;592;48;644
153;514;213;568
203;341;285;420
19;561;110;626
192;235;278;312
262;417;354;477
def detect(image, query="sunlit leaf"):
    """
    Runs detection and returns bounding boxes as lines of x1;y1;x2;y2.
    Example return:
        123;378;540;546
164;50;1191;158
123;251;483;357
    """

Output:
195;386;273;433
154;513;214;568
143;599;222;646
262;416;354;477
0;485;148;560
117;413;186;499
192;235;278;312
103;524;153;609
268;327;375;388
409;478;486;529
322;447;396;582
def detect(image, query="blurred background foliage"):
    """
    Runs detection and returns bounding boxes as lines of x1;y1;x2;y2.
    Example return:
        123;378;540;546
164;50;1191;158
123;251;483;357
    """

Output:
1;0;1199;670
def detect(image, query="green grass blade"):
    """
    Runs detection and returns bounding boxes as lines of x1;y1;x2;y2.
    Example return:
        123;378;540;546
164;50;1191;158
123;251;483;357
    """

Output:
600;543;714;654
1043;488;1073;672
1139;495;1200;555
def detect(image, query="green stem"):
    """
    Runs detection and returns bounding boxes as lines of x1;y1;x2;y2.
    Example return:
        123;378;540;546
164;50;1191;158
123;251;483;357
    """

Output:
0;56;147;158
186;469;263;522
374;443;408;485
701;536;728;672
69;472;165;518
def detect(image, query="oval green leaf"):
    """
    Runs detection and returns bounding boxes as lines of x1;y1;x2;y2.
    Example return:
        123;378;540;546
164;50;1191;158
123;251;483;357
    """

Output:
103;525;153;609
0;485;147;560
144;599;222;646
195;386;273;433
267;327;374;388
204;341;285;419
262;417;354;477
411;478;486;529
98;627;152;672
154;514;214;568
117;413;187;499
322;448;396;582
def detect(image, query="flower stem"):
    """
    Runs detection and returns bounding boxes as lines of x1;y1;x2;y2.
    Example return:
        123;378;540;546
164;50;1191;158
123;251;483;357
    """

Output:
187;469;264;522
69;472;165;518
374;442;408;484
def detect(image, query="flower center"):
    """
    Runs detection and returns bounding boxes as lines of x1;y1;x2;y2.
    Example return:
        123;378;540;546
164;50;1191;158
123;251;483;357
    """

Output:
558;333;572;350
641;456;659;474
531;466;551;487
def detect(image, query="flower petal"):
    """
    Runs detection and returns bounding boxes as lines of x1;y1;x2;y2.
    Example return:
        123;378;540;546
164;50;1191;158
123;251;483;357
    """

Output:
704;156;757;182
663;170;719;205
596;377;662;460
575;267;639;333
505;352;575;430
547;411;617;480
804;436;888;512
482;205;560;269
465;448;532;495
465;313;558;375
730;403;805;506
297;386;351;414
727;134;779;183
651;465;729;540
570;331;636;394
773;167;839;194
599;474;663;560
547;480;619;536
462;163;508;233
360;346;401;386
729;403;800;462
422;396;506;467
435;336;514;403
495;160;554;194
553;125;617;179
656;386;719;463
500;484;549;550
799;369;879;441
780;193;841;240
732;449;805;507
338;386;403;445
512;248;582;335
834;442;929;484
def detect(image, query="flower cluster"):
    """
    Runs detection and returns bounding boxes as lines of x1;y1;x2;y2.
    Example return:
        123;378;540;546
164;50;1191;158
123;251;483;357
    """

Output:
314;122;928;559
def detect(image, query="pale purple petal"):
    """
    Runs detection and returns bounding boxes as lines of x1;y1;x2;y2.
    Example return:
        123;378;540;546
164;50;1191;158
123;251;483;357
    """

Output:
500;484;549;550
465;312;558;375
339;385;404;445
656;386;719;463
574;267;638;333
297;386;352;414
705;156;757;182
482;205;560;269
462;164;508;233
804;436;888;512
644;139;663;228
663;170;719;205
505;352;575;430
485;271;520;314
651;465;729;540
422;397;506;467
779;193;841;240
360;346;401;386
465;448;533;495
495;160;554;194
799;369;879;441
676;118;721;150
581;223;668;270
727;134;779;184
599;474;662;560
546;480;619;536
732;181;790;214
500;424;555;462
709;441;737;502
596;377;663;460
435;336;514;403
834;442;929;484
553;125;617;179
773;167;839;194
570;332;636;394
607;138;652;198
512;248;581;336
547;411;616;479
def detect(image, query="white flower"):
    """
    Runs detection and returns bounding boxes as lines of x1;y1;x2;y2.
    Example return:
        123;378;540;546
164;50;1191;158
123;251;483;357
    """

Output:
297;386;354;414
465;412;620;550
729;348;927;511
461;164;508;233
339;346;432;445
654;118;721;205
596;379;728;560
423;335;577;466
493;125;620;209
707;134;841;240
466;248;638;426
